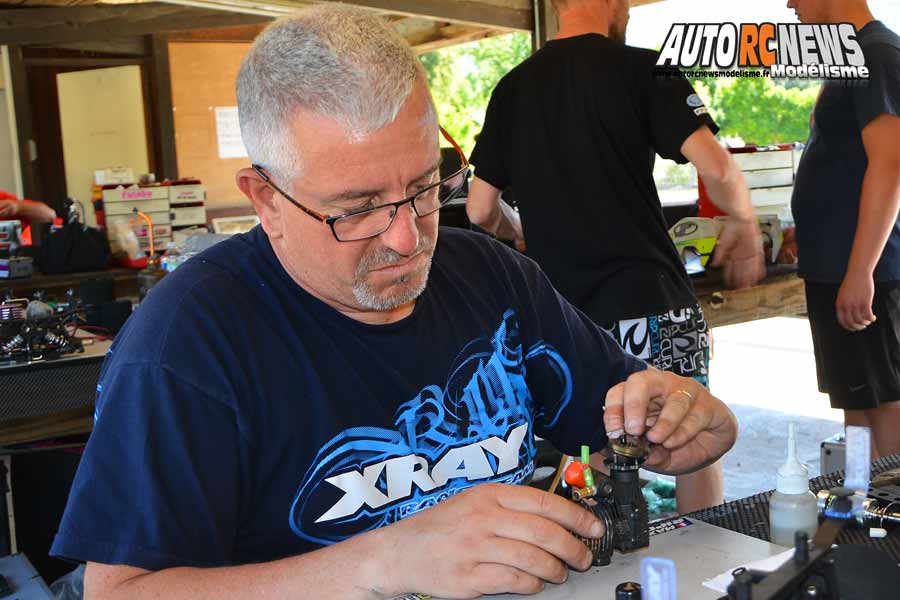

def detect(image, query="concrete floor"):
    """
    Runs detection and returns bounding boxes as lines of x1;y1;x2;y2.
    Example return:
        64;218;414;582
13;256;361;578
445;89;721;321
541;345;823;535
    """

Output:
708;317;844;501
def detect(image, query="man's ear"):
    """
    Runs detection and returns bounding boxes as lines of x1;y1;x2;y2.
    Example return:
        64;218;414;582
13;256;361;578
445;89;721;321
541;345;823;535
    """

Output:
236;167;283;239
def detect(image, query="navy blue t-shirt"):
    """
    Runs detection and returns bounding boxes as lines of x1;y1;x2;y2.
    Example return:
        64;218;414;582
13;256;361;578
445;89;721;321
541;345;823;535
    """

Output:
51;226;644;570
792;21;900;283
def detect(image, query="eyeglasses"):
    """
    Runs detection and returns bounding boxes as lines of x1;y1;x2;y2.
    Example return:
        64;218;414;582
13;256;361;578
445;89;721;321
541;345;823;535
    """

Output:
252;127;470;242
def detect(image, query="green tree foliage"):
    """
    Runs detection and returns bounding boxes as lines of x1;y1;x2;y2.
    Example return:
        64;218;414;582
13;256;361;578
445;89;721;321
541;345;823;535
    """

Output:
420;32;532;155
422;35;819;191
653;74;820;190
690;75;820;145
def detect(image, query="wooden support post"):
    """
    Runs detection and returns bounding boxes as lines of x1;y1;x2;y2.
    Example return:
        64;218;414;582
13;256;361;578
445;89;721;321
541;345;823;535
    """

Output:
145;34;178;181
6;45;39;201
532;0;557;51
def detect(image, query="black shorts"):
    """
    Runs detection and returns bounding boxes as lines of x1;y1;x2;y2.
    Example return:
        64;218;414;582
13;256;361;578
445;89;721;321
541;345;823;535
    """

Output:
805;280;900;410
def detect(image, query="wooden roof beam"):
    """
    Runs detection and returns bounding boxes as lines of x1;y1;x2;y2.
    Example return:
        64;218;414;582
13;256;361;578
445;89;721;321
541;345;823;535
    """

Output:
157;0;534;30
0;3;274;45
314;0;532;31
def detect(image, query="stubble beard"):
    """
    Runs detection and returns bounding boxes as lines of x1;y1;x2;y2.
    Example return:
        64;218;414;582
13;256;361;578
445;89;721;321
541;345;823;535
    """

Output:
352;235;435;311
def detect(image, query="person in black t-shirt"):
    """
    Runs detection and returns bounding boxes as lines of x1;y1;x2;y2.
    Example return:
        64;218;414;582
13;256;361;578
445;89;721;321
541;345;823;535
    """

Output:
789;0;900;459
468;0;764;513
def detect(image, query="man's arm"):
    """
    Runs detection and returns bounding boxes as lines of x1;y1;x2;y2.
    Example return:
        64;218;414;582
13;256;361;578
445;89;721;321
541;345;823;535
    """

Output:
467;176;524;242
680;126;765;289
835;113;900;331
86;370;737;600
0;198;56;223
87;484;603;600
86;530;393;600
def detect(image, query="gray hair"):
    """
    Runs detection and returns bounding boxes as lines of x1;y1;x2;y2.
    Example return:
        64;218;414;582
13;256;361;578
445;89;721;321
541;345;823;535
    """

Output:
236;4;431;183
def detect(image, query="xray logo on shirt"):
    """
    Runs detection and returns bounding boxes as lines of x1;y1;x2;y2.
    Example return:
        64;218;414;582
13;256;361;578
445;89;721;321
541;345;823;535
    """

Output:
289;309;573;545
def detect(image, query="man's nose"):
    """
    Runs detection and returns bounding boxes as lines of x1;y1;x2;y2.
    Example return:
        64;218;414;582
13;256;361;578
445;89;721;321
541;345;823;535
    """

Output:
379;202;420;256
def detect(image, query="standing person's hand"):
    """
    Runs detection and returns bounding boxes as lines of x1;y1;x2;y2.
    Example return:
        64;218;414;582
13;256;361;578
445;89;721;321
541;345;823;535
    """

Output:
711;219;765;289
836;270;876;331
0;200;19;218
372;483;602;599
603;369;738;476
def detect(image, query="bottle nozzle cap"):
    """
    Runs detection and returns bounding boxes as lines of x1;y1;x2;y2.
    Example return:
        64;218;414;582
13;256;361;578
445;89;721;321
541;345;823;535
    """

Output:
777;423;810;495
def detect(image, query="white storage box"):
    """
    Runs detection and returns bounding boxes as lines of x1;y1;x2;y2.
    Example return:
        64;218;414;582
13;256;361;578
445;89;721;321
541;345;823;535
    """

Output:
102;185;169;204
169;184;206;203
744;168;794;189
750;186;794;208
107;210;171;226
733;151;793;171
171;205;207;226
105;198;170;217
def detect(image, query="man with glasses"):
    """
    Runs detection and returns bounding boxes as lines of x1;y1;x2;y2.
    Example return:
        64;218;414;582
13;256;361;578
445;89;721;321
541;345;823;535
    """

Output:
52;6;737;598
468;0;764;513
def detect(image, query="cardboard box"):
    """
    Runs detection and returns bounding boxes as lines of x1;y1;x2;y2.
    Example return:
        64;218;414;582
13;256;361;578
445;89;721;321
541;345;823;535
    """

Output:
94;167;135;186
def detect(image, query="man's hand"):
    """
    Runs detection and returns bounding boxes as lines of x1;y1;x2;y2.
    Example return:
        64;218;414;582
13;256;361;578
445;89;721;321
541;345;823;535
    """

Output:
835;114;900;333
836;270;876;332
603;369;738;476
376;483;601;599
710;219;765;289
0;200;19;218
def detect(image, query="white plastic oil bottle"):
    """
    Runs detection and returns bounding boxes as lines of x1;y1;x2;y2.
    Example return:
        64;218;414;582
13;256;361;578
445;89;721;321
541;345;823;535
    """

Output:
769;423;819;546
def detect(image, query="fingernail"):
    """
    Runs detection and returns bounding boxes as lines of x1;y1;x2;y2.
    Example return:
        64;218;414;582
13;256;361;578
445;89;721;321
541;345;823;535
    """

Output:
626;418;642;431
591;519;605;537
607;428;624;439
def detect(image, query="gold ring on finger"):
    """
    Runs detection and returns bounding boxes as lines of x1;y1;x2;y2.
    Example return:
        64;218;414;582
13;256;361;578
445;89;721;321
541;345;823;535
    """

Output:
672;389;694;402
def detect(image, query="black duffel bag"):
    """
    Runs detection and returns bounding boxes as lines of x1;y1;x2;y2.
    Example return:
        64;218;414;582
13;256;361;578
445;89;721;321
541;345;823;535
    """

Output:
40;201;111;274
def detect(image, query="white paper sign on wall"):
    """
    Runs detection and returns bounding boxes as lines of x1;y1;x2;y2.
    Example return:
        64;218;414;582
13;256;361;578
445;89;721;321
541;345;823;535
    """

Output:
214;106;248;159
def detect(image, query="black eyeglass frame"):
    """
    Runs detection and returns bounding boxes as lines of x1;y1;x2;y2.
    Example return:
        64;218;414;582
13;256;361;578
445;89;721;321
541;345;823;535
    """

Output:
251;127;470;242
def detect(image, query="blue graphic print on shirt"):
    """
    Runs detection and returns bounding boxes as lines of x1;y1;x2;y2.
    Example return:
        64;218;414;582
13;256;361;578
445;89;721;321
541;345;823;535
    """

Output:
290;309;572;544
